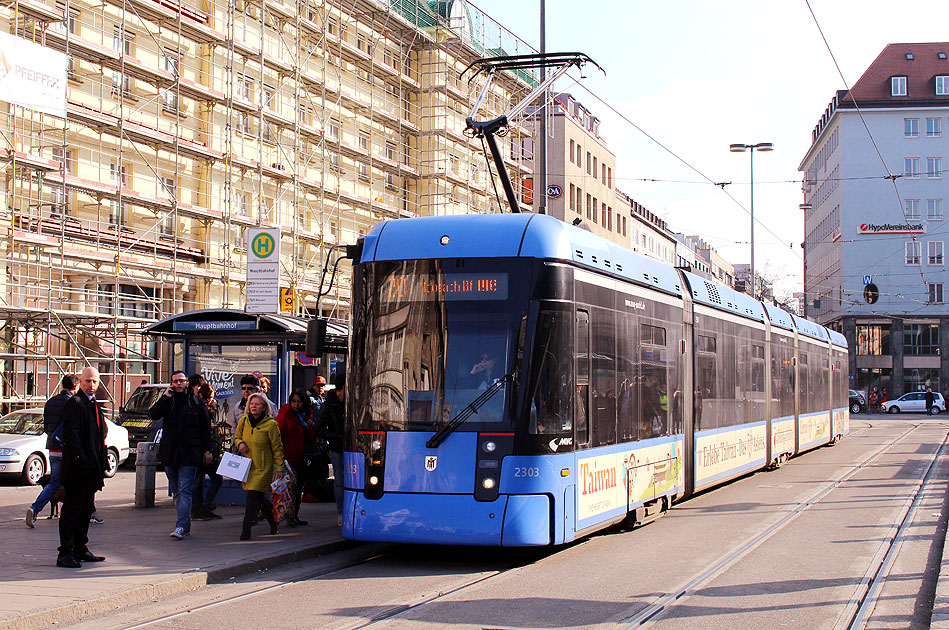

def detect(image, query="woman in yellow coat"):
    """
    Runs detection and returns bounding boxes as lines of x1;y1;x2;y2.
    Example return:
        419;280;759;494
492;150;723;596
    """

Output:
235;392;286;540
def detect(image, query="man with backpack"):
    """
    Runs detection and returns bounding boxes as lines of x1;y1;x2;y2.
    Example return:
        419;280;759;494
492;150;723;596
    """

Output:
26;375;79;528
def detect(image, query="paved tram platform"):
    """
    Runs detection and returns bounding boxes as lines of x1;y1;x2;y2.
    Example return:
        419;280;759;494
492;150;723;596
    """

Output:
0;480;348;630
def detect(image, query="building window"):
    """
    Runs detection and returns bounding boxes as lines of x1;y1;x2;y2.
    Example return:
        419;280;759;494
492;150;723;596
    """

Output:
108;200;125;226
586;152;591;174
159;176;175;235
856;324;890;355
236;74;253;102
905;157;920;178
928;157;943;178
569;183;575;212
110;162;129;188
358;161;369;182
358;133;369;154
586;193;591;220
51;146;74;174
236;112;252;135
906;241;921;265
385;171;398;191
929;241;944;265
607;167;612;188
904;323;940;355
905;118;919;137
929;199;944;220
928;118;942;137
937;75;949;96
906;198;921;220
328;150;340;173
570;139;575;164
904;369;940;394
385;142;396;162
328;120;340;141
930;283;944;303
622;215;627;236
592;197;598;223
892;76;907;96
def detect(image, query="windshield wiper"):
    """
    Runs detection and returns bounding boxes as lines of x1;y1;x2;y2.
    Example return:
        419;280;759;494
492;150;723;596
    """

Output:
426;373;512;449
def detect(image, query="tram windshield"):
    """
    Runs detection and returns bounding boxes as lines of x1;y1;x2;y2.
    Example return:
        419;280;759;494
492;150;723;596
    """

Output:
350;259;528;433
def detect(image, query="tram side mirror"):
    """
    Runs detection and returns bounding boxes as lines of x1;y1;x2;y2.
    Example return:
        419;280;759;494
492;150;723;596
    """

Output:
306;318;327;358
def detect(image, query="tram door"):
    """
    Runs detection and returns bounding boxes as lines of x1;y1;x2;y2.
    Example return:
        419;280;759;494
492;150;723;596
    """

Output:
576;310;590;448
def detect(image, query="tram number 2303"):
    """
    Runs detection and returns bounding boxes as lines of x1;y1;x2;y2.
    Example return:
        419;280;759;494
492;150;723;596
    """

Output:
514;467;540;478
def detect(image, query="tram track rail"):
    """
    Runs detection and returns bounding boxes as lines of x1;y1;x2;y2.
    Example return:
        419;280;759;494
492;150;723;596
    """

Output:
619;423;934;628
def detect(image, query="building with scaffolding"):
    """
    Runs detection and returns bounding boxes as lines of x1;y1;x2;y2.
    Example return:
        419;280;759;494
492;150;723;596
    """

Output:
0;0;537;409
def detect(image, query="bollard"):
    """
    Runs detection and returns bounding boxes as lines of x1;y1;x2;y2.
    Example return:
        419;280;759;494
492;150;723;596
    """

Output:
135;442;158;508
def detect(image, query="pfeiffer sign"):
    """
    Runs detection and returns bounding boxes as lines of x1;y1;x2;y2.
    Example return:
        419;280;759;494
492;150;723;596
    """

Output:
858;222;925;235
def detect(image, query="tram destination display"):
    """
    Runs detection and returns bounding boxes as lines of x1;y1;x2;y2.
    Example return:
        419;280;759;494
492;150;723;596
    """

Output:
382;272;509;302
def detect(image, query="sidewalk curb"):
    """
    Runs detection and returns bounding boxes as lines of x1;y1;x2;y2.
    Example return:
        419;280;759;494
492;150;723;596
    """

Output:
931;511;949;629
0;538;355;630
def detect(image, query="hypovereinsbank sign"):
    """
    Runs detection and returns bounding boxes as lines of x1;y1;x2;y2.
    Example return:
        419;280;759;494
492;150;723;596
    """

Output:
857;222;925;234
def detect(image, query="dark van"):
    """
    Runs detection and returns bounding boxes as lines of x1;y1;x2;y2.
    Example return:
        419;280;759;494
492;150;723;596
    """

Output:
117;383;167;458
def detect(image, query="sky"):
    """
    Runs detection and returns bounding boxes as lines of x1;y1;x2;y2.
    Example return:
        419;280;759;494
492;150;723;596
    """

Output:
469;0;949;299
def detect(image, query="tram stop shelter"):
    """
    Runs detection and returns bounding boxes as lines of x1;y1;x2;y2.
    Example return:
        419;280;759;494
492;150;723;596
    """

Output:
144;309;347;411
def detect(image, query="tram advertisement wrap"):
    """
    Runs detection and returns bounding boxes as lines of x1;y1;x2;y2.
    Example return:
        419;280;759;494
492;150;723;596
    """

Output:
577;439;684;522
832;408;849;438
694;423;768;487
799;411;831;448
772;417;795;457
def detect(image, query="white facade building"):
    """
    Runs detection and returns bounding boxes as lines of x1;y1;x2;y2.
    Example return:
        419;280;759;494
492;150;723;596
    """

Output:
799;42;949;397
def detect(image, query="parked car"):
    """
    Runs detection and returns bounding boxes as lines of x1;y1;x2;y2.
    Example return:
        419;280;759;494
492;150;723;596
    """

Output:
0;407;130;485
883;391;947;415
849;389;866;414
116;383;167;459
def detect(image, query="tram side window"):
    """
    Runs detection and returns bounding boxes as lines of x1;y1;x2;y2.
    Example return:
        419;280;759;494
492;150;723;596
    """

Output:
771;337;794;419
640;323;668;439
695;334;717;431
592;309;617;446
617;312;639;442
576;310;590;446
527;310;574;435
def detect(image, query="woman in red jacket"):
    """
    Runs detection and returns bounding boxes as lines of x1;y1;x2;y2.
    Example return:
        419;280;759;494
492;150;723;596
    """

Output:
275;388;315;526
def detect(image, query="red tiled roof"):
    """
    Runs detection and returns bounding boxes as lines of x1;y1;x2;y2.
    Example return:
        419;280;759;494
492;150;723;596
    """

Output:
843;42;949;105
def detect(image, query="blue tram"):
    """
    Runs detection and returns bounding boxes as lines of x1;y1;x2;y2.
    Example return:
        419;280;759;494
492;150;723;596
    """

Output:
341;212;849;546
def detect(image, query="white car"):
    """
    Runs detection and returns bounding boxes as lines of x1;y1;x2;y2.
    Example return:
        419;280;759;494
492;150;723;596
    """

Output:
0;407;130;485
883;392;947;415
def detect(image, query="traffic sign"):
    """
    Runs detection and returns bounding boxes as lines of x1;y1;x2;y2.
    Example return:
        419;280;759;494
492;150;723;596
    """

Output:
864;275;872;285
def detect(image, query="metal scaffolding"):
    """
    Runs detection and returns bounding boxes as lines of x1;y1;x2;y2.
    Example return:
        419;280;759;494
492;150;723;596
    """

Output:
0;0;536;409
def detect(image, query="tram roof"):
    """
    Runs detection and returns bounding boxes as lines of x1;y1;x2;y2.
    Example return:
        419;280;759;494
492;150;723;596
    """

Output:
681;271;765;323
791;313;830;343
762;302;795;331
827;329;848;348
363;213;683;295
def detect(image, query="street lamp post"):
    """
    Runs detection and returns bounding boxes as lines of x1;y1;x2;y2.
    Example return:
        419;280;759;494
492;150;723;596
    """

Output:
729;142;774;299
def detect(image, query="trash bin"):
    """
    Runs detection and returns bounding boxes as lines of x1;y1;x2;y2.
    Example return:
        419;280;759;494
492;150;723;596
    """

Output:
135;442;158;508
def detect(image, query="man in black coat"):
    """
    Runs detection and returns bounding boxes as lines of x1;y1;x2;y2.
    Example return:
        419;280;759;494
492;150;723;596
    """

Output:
57;367;108;568
926;387;936;415
27;375;79;527
149;370;212;540
317;368;345;526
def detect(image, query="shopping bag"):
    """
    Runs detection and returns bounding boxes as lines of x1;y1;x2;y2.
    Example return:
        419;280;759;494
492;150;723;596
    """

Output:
271;472;294;522
216;451;251;482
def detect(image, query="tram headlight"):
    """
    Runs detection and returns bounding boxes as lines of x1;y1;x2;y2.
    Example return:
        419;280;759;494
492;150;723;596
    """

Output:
482;441;496;453
371;439;382;452
369;475;379;486
482;477;496;490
